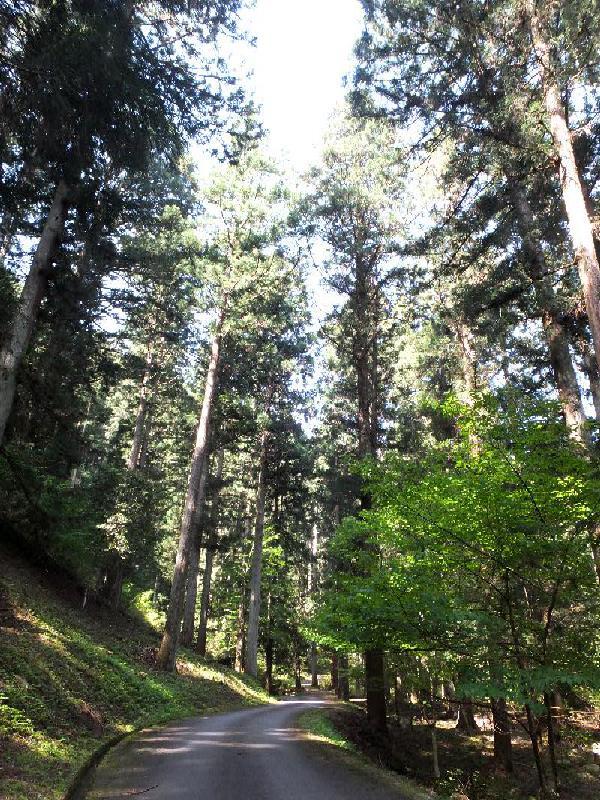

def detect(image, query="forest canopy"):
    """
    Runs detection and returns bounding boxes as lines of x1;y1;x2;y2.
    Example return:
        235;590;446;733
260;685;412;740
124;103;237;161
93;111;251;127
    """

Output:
2;2;600;799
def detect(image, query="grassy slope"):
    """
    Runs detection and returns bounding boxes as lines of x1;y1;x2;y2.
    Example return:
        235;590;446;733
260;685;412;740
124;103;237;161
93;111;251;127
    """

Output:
0;548;269;800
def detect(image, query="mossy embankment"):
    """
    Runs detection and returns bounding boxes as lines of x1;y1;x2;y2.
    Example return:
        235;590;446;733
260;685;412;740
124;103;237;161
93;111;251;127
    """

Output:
0;547;269;800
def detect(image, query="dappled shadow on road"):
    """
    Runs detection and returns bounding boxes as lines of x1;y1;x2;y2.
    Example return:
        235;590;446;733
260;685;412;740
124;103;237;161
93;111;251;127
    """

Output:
82;697;414;800
83;701;327;799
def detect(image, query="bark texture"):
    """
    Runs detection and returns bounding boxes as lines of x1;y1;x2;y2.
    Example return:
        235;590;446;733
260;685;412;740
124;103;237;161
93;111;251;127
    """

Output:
309;645;318;689
330;652;339;693
309;523;319;688
181;442;226;648
245;426;269;678
456;321;478;397
526;1;600;370
510;182;600;583
180;457;209;648
234;515;251;673
234;586;246;673
195;448;224;655
431;725;440;779
156;305;225;670
338;654;350;701
195;545;214;656
265;634;274;695
100;552;125;611
457;699;480;735
491;698;513;773
510;181;590;445
0;180;69;445
579;335;600;422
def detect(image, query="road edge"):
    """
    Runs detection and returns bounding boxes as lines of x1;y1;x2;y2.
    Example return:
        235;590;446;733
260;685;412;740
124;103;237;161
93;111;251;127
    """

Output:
296;705;438;800
63;699;272;800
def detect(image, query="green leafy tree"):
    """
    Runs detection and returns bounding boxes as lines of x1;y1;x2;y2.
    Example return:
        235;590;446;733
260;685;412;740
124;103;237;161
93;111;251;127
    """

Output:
314;396;600;795
0;0;243;445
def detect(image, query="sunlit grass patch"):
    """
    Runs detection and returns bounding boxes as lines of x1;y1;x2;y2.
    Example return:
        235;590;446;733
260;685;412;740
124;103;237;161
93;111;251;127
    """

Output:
0;550;270;800
297;707;356;750
297;706;437;800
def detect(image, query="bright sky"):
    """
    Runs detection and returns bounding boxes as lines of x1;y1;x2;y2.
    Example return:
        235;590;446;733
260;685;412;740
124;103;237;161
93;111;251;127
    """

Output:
238;1;365;424
242;0;364;172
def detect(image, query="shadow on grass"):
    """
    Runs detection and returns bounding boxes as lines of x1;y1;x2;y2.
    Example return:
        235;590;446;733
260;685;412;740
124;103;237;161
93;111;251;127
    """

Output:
0;551;269;800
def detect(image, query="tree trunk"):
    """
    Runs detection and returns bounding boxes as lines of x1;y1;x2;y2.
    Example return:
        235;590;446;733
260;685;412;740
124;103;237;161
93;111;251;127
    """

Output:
353;253;388;737
186;447;225;650
578;334;600;421
394;676;401;720
169;460;210;650
294;651;302;693
454;319;483;450
0;180;69;446
234;514;250;673
179;513;204;647
431;723;440;779
544;692;560;793
456;320;478;396
156;304;226;670
550;690;563;743
542;308;590;441
245;426;269;678
338;654;350;701
309;523;319;688
137;421;151;469
574;334;600;583
107;558;124;611
196;545;215;656
491;698;513;773
310;643;318;689
525;703;548;796
331;652;339;693
526;2;600;371
265;635;274;695
457;699;480;735
511;181;600;584
235;584;246;673
365;648;388;737
510;181;590;444
358;459;387;735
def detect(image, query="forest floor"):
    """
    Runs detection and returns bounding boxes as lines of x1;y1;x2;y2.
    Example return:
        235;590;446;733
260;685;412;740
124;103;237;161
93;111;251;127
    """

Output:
297;706;434;800
318;703;600;800
0;545;270;800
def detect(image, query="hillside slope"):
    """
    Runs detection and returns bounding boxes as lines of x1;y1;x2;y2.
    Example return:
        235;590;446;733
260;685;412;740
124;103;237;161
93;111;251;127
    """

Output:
0;547;269;800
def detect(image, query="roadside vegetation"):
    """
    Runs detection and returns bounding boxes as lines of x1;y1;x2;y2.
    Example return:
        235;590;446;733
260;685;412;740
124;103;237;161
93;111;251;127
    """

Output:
2;3;600;799
298;705;434;800
0;547;269;800
302;700;600;800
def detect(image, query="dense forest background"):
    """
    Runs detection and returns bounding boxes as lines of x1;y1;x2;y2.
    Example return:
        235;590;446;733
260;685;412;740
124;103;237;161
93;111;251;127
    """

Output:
1;2;600;799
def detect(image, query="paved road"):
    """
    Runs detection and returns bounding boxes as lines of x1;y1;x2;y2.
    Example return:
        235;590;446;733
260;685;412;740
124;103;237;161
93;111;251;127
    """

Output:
81;695;407;799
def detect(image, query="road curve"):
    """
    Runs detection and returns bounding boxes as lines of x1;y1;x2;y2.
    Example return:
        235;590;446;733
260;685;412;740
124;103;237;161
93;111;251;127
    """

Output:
81;694;408;799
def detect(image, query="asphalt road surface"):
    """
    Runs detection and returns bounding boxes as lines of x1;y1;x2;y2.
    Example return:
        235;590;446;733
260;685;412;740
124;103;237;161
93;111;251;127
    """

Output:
81;694;409;799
